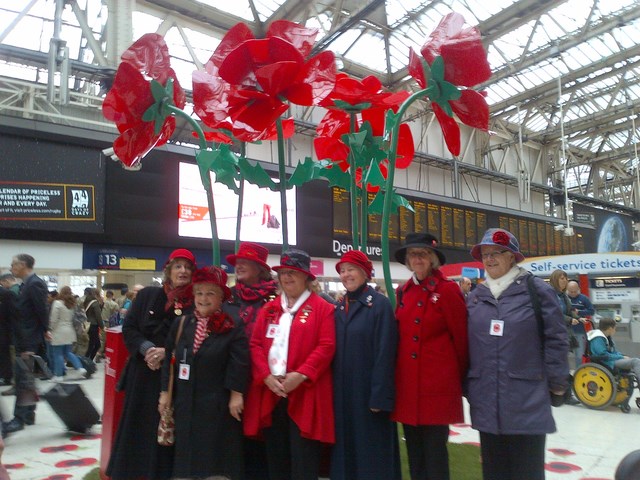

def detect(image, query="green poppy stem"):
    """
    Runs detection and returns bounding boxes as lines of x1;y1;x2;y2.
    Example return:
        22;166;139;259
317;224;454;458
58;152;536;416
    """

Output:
348;112;360;251
381;88;432;309
167;105;220;266
276;117;289;251
235;142;246;254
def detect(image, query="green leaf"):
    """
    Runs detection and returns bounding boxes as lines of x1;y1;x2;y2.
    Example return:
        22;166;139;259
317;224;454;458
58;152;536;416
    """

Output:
150;79;167;102
195;146;240;193
318;164;350;189
431;56;445;82
288;157;332;187
142;104;156;123
238;157;277;190
368;189;414;215
363;159;386;191
332;99;372;113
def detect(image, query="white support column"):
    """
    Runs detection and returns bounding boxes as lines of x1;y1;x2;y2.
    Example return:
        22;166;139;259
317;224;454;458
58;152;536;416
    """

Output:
106;0;135;66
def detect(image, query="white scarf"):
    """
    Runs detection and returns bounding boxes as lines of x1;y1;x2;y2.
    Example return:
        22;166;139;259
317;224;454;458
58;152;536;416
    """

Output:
484;265;522;299
268;290;311;377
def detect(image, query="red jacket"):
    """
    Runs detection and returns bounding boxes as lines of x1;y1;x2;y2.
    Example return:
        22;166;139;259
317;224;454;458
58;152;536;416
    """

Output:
391;270;469;426
244;292;336;443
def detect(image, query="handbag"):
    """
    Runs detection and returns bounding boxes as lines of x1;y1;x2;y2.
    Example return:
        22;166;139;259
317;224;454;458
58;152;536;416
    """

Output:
157;316;186;446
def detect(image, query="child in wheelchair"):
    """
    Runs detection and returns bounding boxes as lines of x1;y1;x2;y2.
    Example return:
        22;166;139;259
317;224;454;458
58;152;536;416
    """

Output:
586;317;640;380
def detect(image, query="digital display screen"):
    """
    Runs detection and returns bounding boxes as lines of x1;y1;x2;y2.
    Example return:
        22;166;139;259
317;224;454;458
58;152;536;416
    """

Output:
178;162;297;245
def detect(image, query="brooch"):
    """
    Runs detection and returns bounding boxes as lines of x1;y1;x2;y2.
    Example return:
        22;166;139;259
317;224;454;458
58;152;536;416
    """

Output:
365;295;373;307
174;301;183;316
430;293;440;304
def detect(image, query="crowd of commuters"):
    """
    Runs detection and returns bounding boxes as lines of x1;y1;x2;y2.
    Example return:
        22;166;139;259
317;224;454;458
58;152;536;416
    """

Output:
1;229;593;479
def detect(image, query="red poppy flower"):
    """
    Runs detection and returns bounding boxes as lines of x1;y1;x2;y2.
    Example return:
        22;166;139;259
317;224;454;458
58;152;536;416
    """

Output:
492;231;510;246
193;21;336;141
314;73;414;174
408;13;491;156
103;33;185;167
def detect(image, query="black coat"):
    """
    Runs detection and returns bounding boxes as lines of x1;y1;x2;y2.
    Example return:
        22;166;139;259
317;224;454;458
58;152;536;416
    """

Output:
14;273;48;353
107;287;193;480
331;285;401;480
162;313;249;479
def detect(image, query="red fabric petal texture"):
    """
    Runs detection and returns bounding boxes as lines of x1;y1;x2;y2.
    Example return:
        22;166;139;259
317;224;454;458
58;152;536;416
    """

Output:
267;20;319;59
408;48;427;89
433;103;461;156
285;51;336;106
420;13;490;87
395;123;415;169
314;136;349;164
316;110;351;138
206;23;254;72
120;33;171;82
450;89;489;131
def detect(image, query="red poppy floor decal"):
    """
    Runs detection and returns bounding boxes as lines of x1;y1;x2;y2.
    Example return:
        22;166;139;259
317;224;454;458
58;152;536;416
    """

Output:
54;458;98;468
41;444;79;453
462;441;480;447
548;448;576;456
70;433;101;441
41;475;73;480
545;462;582;473
4;463;25;470
452;423;471;428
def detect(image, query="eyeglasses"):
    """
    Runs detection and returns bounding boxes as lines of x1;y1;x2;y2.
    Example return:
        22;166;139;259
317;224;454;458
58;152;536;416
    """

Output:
481;250;510;260
406;251;432;259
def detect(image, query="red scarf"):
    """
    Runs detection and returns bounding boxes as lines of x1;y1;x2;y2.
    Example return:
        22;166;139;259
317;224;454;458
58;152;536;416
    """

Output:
164;283;194;312
235;279;278;326
193;310;234;353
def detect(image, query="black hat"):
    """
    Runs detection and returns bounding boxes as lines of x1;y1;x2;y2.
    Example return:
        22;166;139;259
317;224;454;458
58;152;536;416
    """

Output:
395;232;446;266
272;249;316;280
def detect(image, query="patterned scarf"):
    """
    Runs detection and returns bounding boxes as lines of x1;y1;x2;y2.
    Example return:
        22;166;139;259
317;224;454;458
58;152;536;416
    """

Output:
235;279;278;325
193;310;234;353
164;282;193;312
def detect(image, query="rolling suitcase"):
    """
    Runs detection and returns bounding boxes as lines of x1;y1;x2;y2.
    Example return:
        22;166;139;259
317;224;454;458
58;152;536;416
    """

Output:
42;383;100;433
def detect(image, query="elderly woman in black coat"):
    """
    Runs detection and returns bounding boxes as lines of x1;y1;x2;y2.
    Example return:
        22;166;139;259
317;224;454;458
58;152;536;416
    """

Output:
160;266;249;479
107;249;196;480
331;250;400;480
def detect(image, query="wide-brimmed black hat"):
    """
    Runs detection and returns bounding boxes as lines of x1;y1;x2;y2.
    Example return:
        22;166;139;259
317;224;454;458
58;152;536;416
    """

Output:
395;232;446;266
272;248;316;280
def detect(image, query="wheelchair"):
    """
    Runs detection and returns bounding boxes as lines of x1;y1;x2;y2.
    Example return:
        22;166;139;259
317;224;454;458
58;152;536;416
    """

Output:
572;355;640;413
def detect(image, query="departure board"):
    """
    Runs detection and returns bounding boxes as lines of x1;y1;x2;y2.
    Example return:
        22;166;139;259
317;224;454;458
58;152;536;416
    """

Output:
329;187;589;256
414;201;427;234
333;187;351;237
465;210;477;247
440;206;453;246
453;208;465;247
537;223;547;256
528;221;537;256
428;204;441;239
518;219;529;254
477;212;487;238
399;206;414;239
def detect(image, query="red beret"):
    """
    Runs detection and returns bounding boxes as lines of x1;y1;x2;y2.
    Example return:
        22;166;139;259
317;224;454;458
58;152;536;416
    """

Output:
335;250;373;279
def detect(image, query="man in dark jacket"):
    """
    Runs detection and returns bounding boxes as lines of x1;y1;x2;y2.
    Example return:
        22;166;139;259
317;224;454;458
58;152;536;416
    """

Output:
0;275;17;386
3;254;49;434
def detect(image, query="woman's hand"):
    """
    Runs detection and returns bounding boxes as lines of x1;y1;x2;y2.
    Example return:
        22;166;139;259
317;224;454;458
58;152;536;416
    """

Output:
282;371;307;394
264;374;287;398
145;347;165;370
571;318;579;325
158;391;170;414
229;391;244;421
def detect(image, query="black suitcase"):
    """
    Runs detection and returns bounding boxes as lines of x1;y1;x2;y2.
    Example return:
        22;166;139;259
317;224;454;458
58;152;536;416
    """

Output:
42;383;100;433
78;356;97;378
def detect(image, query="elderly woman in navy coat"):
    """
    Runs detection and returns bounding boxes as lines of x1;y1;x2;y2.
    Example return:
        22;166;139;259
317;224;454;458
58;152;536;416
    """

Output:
331;250;400;480
466;228;569;480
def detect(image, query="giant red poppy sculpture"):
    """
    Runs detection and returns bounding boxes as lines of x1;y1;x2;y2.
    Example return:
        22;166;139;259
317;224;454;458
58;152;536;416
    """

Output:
102;33;186;168
380;12;492;307
192;20;336;250
314;72;415;250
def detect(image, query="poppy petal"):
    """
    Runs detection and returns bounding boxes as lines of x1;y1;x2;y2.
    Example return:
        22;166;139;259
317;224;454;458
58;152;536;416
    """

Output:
433;103;460;156
450;89;489;131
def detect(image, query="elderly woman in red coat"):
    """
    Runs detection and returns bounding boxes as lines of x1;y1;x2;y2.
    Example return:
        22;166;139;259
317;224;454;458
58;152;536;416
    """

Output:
392;232;469;480
244;249;336;480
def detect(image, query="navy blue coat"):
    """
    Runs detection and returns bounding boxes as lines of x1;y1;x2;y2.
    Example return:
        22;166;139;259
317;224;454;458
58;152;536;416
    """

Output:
331;285;400;480
466;271;569;435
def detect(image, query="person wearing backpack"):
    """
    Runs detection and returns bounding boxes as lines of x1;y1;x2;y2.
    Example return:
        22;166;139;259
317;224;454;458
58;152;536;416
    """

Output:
83;289;104;361
48;287;87;381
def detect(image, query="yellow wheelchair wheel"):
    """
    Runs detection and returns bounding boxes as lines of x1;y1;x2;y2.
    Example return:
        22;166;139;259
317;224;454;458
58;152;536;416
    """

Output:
573;363;617;409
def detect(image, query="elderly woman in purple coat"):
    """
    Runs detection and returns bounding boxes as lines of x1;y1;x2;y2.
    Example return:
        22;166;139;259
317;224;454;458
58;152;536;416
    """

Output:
466;229;569;480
